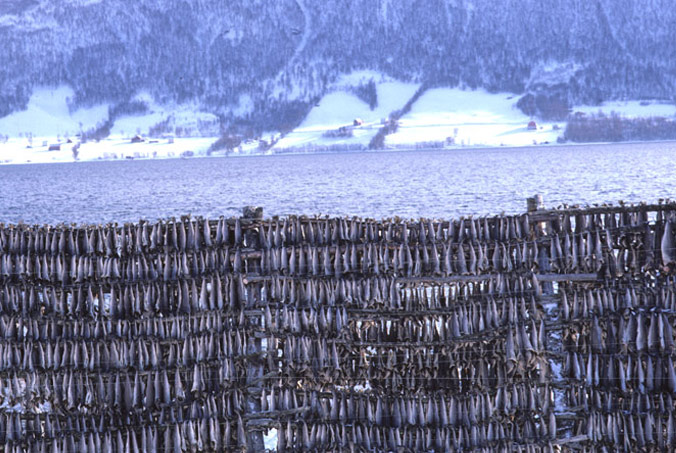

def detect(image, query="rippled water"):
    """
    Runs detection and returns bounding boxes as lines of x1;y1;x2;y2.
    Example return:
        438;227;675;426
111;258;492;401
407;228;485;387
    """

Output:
1;142;675;224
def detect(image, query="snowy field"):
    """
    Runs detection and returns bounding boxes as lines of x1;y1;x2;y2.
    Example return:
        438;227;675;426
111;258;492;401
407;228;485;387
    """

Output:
0;136;218;165
272;85;563;152
1;79;675;165
0;86;109;138
387;88;560;148
572;100;676;119
272;78;420;151
0;87;221;165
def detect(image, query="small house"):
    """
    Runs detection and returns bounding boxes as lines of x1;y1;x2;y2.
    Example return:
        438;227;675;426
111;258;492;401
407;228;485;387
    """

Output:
131;135;144;143
48;144;61;151
353;118;364;126
527;121;537;131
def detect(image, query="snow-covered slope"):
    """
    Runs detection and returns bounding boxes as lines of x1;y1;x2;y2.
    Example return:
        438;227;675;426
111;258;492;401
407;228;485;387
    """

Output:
270;83;675;152
273;80;419;150
572;101;676;119
0;86;108;137
387;88;560;148
272;86;562;151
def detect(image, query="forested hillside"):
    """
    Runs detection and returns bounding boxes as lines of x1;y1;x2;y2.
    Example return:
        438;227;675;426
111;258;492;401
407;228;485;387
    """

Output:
1;0;675;130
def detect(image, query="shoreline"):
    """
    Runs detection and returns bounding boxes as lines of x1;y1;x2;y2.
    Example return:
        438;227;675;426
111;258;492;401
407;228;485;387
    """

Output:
2;137;676;167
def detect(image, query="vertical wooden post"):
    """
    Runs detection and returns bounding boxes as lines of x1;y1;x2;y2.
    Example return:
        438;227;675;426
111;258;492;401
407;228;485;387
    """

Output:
528;195;553;294
243;206;265;452
527;194;544;213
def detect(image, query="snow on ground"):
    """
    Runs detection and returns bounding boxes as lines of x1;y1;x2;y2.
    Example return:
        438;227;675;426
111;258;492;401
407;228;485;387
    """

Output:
3;80;676;164
387;88;561;148
110;92;220;138
272;80;420;150
0;136;217;165
263;428;278;451
572;100;676;119
0;86;109;137
330;70;394;90
0;87;223;164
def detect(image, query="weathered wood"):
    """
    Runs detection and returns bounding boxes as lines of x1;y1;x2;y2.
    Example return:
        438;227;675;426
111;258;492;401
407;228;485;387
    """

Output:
553;434;590;445
529;201;676;222
242;207;265;453
527;194;544;212
536;273;597;282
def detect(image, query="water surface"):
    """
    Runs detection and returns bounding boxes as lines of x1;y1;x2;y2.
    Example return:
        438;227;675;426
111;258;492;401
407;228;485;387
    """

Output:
1;142;674;224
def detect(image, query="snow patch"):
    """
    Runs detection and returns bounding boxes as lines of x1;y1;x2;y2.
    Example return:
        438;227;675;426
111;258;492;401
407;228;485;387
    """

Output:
0;136;218;165
387;87;561;148
573;100;676;119
381;0;390;22
264;428;278;450
331;70;394;90
528;61;582;88
234;94;255;117
273;80;419;150
111;92;219;138
64;0;104;5
0;86;109;137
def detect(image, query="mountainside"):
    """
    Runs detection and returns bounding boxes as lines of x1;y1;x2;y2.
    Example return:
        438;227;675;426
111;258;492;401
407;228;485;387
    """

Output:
1;0;675;132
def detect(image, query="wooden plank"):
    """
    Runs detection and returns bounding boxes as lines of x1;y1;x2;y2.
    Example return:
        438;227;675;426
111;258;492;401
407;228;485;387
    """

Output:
553;434;589;445
529;202;676;222
246;273;597;284
536;273;597;282
242;208;265;453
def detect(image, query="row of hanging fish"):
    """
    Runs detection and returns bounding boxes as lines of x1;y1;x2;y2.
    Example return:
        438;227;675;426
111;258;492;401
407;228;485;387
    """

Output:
563;350;676;394
0;367;250;415
2;231;661;285
340;360;547;394
267;337;548;388
0;418;565;453
274;419;556;452
262;385;552;429
0;377;553;436
578;410;676;449
0;239;545;284
1;207;673;269
0;271;547;321
560;283;676;321
567;386;676;417
0;333;265;372
4;200;674;254
0;213;536;256
0;274;541;319
0;312;252;342
340;302;544;345
563;313;676;354
0;418;248;453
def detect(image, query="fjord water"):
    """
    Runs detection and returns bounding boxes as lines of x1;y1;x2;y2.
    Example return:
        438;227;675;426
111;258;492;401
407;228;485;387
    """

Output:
1;142;675;225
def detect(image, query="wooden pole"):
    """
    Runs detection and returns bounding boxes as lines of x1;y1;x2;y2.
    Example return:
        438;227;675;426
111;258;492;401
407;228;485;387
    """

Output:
528;195;554;295
527;194;544;213
242;206;265;452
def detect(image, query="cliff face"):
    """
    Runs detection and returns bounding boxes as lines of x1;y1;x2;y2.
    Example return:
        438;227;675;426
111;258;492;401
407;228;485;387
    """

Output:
1;0;675;127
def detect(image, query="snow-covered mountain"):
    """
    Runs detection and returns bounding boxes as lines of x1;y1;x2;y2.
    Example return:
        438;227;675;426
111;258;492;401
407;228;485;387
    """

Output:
1;0;675;131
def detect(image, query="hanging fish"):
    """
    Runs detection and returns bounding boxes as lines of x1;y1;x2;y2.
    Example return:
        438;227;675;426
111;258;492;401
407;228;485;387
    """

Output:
456;242;468;275
234;218;242;246
662;215;676;269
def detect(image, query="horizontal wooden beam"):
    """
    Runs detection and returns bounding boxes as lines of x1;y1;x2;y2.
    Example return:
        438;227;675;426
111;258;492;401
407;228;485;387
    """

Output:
529;202;676;222
247;273;598;284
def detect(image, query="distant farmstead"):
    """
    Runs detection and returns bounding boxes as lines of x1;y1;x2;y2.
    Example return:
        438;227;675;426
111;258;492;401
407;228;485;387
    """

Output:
527;120;537;130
